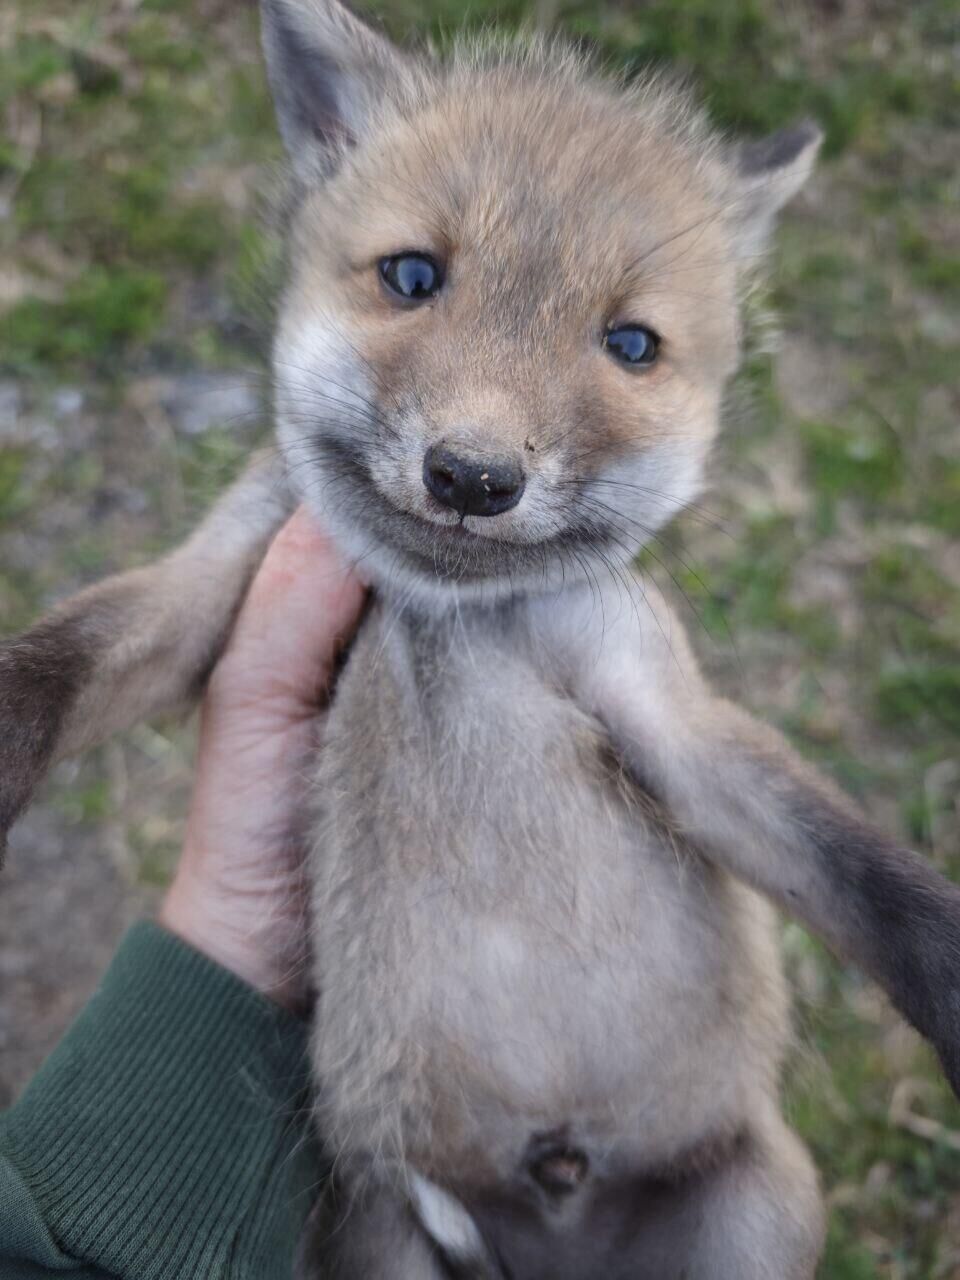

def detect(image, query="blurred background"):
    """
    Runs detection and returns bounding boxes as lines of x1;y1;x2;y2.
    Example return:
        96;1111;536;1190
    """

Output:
0;0;957;1273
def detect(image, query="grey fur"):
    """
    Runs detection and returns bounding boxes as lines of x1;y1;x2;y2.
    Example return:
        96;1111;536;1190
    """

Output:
306;591;824;1276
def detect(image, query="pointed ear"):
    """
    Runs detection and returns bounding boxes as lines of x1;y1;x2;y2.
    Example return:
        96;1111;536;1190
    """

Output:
730;120;823;258
260;0;411;180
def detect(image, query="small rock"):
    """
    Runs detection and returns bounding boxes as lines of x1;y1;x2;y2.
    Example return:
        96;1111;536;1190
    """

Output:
51;387;85;418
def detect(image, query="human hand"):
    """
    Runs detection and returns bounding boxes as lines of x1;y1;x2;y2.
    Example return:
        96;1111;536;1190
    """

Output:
159;508;366;1013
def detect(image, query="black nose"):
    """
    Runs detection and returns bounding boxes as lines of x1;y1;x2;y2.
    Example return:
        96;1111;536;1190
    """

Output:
423;444;525;517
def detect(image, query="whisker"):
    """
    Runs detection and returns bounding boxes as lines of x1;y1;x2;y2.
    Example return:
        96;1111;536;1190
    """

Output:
559;475;733;537
570;493;731;655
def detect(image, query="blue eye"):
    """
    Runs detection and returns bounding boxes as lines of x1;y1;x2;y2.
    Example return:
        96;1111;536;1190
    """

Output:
604;324;659;368
379;253;443;302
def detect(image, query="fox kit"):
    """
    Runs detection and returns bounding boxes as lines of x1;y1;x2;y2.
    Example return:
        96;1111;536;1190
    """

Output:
2;2;959;1276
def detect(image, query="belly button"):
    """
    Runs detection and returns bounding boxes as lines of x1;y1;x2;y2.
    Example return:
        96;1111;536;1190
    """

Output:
528;1145;589;1195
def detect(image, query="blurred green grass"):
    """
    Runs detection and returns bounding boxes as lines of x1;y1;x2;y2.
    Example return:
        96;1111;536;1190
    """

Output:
1;1;958;1273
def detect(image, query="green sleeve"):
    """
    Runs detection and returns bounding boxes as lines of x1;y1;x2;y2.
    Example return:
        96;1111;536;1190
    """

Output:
0;921;323;1279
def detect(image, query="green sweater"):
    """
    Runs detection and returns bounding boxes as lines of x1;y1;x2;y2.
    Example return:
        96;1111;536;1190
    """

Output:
0;922;320;1279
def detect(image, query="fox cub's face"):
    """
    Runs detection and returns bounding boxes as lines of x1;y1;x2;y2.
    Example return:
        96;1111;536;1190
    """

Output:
263;0;819;598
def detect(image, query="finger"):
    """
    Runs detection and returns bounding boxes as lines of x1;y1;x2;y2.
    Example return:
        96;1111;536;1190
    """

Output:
214;507;368;705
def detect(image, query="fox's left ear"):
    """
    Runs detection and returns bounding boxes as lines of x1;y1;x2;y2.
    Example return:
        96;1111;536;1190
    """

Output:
730;120;823;258
260;0;413;181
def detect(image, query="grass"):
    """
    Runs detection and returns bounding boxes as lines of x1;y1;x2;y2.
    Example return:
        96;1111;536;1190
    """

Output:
1;0;958;1273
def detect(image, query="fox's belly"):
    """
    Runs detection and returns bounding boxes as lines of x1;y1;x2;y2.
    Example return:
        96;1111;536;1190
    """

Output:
308;609;787;1184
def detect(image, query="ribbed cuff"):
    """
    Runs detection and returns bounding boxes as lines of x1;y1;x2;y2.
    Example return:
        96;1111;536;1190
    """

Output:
3;921;320;1279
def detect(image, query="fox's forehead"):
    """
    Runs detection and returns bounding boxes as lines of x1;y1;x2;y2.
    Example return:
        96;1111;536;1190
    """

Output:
270;2;820;371
303;69;735;307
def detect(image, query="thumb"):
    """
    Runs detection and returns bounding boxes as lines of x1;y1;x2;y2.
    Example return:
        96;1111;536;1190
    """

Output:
213;507;368;708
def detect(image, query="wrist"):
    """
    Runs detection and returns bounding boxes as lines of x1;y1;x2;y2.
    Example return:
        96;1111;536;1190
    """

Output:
159;873;308;1015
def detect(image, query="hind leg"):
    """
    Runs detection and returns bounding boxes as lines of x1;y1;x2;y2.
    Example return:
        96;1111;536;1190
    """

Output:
646;1114;825;1280
296;1182;448;1280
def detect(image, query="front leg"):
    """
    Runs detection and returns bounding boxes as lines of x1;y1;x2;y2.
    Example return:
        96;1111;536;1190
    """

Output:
637;696;960;1097
533;586;960;1095
0;451;293;857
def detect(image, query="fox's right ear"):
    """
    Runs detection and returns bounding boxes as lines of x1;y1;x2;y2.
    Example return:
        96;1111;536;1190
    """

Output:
729;120;822;259
260;0;412;180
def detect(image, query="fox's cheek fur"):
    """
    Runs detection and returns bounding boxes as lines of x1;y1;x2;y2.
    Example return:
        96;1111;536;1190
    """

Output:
274;319;713;592
274;315;571;577
274;278;727;593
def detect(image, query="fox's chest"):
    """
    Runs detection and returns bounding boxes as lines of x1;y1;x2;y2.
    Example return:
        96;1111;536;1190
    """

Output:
308;604;781;1173
312;601;711;968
